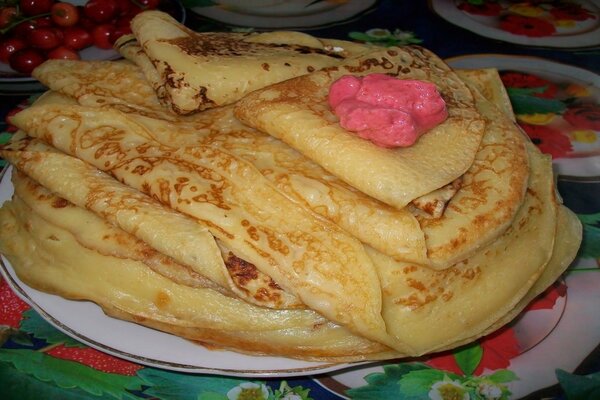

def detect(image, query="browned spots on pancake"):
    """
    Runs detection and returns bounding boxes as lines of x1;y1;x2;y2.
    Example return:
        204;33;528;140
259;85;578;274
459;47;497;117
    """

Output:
225;252;259;283
403;265;418;274
224;252;284;304
395;293;437;309
165;33;344;58
51;198;69;208
155;290;171;309
261;63;270;71
407;278;426;292
307;66;315;73
47;234;59;241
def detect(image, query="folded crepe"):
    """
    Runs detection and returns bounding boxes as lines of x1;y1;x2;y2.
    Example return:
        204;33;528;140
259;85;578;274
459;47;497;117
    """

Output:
0;188;399;361
7;104;401;351
123;11;369;114
370;141;557;354
235;46;486;210
30;60;430;265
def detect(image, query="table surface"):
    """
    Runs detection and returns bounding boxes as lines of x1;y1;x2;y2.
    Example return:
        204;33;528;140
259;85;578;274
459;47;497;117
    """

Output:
1;1;599;399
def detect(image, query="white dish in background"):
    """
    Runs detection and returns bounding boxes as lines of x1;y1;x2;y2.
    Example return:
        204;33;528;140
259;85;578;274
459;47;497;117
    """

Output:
431;0;600;48
447;54;600;178
190;0;377;29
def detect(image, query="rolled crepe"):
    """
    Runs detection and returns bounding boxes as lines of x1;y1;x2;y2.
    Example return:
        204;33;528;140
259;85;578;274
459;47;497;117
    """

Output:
126;11;357;114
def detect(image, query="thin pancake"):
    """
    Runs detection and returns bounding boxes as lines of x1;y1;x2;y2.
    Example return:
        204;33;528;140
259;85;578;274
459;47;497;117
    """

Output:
0;199;398;361
11;171;223;292
1;137;302;309
128;11;351;114
32;59;429;265
8;104;399;350
420;81;529;268
235;46;486;209
372;142;557;354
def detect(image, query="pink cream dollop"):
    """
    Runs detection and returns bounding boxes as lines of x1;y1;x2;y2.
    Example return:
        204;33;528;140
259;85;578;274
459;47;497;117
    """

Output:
328;74;448;148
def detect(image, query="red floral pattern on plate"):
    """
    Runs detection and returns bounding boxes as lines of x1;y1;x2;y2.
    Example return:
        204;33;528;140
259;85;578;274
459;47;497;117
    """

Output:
500;14;557;37
500;71;558;98
0;277;30;328
521;123;573;158
426;327;520;376
564;103;600;131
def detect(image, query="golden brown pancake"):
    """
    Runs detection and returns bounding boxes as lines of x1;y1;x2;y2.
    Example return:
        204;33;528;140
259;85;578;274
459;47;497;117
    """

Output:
127;11;357;114
235;46;486;209
8;105;399;350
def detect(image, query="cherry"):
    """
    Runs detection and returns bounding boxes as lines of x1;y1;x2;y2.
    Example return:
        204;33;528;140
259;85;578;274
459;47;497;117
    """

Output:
51;2;80;28
91;24;114;49
9;48;45;73
0;37;27;64
83;0;118;24
62;26;92;50
48;46;80;60
27;27;61;50
19;0;54;17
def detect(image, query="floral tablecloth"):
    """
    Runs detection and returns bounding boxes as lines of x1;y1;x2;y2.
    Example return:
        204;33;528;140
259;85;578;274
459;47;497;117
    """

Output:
1;1;600;399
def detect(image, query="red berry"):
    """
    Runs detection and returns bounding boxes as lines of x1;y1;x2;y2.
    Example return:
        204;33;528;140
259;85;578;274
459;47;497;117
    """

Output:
51;2;80;27
91;24;114;49
48;46;80;60
0;278;30;328
62;26;92;50
19;0;54;16
84;0;118;23
0;37;27;64
9;48;46;74
27;27;62;50
46;345;143;375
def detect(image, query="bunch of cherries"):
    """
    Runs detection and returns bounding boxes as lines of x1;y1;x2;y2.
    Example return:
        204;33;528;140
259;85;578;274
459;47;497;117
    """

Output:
0;0;159;74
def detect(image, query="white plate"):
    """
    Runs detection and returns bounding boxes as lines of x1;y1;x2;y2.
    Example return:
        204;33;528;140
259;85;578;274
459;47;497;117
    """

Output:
447;53;600;178
431;0;600;48
0;166;359;377
190;0;377;29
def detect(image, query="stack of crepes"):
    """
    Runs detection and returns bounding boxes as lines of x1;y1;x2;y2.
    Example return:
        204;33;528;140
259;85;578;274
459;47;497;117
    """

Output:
0;11;582;362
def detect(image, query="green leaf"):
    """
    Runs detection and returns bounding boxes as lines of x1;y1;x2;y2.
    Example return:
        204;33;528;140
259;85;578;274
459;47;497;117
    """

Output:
181;0;217;7
506;86;548;97
348;32;375;42
578;212;600;225
579;222;600;259
0;349;143;399
508;93;566;115
0;360;118;400
398;369;448;397
556;369;600;400
0;132;12;145
20;309;85;347
347;363;430;399
486;369;519;384
138;368;254;400
454;343;483;376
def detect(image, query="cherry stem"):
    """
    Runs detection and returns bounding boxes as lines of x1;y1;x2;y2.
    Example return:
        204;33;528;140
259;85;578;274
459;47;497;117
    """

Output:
0;12;51;35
